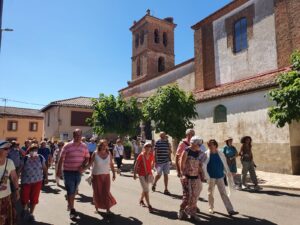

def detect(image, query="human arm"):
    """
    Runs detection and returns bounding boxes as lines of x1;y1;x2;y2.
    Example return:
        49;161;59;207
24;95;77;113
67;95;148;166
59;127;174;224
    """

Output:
180;152;187;178
10;169;20;200
133;155;140;180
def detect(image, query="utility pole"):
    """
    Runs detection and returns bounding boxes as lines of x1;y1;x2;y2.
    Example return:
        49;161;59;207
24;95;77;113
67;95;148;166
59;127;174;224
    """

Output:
0;0;13;52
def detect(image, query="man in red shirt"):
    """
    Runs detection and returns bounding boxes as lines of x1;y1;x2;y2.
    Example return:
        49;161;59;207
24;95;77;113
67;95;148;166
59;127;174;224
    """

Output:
57;129;90;219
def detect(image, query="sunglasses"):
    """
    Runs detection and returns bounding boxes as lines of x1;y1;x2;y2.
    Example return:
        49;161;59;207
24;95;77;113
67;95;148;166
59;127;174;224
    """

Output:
1;147;10;151
145;145;152;148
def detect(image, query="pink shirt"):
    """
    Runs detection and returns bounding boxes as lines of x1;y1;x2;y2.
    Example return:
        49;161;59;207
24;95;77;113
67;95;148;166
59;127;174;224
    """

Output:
60;141;89;171
176;138;190;156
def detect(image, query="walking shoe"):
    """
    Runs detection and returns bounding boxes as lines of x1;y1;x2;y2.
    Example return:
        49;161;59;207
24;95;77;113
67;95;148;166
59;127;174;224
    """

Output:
70;208;77;219
228;211;239;216
208;208;214;214
151;184;156;192
242;184;249;190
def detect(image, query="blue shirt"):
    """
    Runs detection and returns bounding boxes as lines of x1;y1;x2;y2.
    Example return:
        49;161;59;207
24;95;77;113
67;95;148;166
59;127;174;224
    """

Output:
207;153;224;179
222;145;237;158
87;142;97;153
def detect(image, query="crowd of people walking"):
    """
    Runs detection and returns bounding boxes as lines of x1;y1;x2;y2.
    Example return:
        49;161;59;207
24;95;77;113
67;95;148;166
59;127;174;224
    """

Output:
0;127;261;224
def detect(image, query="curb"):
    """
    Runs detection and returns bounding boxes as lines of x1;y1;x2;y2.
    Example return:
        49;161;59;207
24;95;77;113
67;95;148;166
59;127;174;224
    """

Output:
259;185;300;191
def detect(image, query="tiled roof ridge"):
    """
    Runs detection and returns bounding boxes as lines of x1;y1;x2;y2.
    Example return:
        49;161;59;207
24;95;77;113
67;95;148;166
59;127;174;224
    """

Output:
195;67;290;94
0;106;41;111
51;96;93;104
194;67;290;102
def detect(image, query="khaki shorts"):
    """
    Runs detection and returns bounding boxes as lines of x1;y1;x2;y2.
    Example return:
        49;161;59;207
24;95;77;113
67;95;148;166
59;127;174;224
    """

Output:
139;176;150;192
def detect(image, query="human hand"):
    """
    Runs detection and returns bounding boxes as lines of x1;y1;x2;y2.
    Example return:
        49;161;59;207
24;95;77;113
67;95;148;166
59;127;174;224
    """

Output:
112;174;116;181
133;174;137;180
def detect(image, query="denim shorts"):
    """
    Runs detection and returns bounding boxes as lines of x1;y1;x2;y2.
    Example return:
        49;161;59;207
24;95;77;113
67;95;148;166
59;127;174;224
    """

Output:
155;162;170;175
63;171;81;196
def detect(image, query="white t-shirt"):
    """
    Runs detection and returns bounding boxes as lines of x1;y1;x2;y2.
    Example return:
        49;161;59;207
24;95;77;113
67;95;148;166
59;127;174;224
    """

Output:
0;159;15;198
113;145;124;158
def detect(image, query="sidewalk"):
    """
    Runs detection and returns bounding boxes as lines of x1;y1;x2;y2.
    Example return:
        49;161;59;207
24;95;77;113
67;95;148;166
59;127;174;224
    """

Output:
123;159;300;191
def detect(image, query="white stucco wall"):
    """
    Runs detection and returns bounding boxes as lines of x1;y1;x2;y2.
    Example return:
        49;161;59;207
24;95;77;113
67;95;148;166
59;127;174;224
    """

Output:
213;0;278;85
123;61;195;99
193;89;293;173
44;106;93;140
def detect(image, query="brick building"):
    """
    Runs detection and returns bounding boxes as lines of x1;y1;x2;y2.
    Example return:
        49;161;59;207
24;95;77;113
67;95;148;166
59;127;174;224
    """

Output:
120;0;300;174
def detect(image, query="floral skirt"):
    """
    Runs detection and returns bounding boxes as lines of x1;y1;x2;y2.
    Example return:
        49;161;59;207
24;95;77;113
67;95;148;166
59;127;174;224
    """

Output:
0;195;15;225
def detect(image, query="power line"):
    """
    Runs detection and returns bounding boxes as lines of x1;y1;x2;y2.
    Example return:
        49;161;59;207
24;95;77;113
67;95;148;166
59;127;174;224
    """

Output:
0;98;46;107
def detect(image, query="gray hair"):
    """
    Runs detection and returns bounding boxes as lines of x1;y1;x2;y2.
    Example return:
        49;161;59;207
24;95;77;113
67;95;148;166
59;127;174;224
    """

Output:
190;136;203;145
185;128;195;135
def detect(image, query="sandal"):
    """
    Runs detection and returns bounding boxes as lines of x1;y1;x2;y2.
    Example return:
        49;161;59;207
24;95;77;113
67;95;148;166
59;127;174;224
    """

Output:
139;200;146;207
148;205;153;213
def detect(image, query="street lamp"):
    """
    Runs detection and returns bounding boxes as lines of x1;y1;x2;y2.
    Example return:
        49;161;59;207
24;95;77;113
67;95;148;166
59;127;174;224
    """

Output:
1;28;13;32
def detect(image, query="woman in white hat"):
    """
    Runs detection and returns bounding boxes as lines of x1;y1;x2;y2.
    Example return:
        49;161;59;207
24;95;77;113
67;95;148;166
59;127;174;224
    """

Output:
0;141;19;225
133;141;154;212
178;136;207;222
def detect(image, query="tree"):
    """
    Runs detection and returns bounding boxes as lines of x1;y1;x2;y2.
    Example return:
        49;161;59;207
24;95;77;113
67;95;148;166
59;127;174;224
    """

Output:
88;94;142;136
268;51;300;127
142;84;198;141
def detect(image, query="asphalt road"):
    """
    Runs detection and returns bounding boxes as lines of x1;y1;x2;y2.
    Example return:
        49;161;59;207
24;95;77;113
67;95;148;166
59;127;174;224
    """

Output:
17;161;300;225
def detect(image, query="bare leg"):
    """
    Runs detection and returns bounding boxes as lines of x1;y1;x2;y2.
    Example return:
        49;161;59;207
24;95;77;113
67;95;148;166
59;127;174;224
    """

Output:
68;194;75;209
163;174;168;191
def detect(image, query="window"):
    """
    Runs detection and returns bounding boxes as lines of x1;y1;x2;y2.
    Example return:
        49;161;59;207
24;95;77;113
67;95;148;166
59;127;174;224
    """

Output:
213;105;227;123
140;30;144;45
135;33;139;48
29;122;38;132
234;18;248;53
158;57;165;72
154;29;159;43
136;57;141;76
71;111;92;126
163;32;168;47
7;121;18;131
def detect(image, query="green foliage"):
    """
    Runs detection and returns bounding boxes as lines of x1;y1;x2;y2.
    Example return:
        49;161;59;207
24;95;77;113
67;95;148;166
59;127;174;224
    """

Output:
87;94;142;136
268;51;300;127
142;84;198;140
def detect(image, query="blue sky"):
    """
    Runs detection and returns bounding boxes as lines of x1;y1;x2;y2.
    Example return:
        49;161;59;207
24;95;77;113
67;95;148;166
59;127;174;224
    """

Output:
0;0;231;109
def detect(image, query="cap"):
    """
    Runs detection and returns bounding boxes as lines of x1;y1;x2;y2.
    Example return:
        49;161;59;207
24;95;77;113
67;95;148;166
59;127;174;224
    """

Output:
143;140;152;148
0;141;11;149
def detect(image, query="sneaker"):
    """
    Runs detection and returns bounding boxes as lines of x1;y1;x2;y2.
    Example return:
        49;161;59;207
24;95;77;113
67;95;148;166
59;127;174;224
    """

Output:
209;208;214;214
228;211;239;216
152;185;156;192
70;208;77;219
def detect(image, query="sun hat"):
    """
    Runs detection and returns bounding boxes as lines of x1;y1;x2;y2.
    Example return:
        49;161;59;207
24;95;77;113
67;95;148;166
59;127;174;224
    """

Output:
0;141;11;149
224;137;233;142
143;140;152;148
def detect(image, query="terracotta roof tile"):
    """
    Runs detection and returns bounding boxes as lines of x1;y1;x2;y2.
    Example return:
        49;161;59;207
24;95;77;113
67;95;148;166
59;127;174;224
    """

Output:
0;106;44;118
194;68;290;102
41;97;94;112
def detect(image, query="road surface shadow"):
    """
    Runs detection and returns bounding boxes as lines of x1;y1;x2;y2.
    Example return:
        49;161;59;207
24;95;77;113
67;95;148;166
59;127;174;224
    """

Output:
69;211;142;225
181;212;278;224
240;188;300;197
75;193;93;204
41;184;62;195
155;190;208;202
150;208;178;220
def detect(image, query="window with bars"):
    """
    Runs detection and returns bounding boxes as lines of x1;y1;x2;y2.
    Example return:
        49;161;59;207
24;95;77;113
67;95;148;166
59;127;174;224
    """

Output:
213;105;227;123
234;18;248;53
29;122;38;132
7;121;18;131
